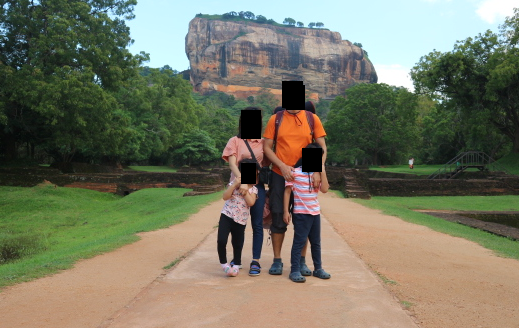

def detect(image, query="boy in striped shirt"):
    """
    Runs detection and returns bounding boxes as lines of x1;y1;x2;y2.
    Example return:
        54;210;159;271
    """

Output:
283;143;331;283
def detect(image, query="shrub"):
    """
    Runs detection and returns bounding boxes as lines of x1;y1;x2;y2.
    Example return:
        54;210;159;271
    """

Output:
0;232;46;264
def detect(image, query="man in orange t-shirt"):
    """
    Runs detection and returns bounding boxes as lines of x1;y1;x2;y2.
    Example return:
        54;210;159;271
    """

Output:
263;109;327;276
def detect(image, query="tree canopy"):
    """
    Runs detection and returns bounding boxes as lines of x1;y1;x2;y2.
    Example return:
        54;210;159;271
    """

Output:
411;8;519;153
325;83;419;165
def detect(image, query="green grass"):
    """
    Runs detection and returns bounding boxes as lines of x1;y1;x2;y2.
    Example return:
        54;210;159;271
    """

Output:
126;166;177;172
353;195;519;260
0;185;220;289
368;164;444;176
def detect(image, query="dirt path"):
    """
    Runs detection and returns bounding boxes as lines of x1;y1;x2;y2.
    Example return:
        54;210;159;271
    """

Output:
1;193;519;327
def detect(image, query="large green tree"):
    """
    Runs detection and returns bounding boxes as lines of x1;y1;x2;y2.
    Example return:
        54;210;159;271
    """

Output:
325;83;419;165
113;67;204;164
171;129;219;166
0;0;141;161
411;8;519;153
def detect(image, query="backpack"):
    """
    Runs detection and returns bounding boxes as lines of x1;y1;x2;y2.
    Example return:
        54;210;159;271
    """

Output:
273;110;315;148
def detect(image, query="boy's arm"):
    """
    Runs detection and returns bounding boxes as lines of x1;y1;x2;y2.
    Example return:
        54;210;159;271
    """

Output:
283;186;292;224
320;167;329;193
244;189;257;207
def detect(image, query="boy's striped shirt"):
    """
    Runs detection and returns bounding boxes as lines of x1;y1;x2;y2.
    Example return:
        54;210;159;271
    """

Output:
285;167;321;215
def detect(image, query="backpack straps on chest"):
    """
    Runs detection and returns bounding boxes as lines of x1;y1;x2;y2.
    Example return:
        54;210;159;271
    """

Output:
273;110;315;147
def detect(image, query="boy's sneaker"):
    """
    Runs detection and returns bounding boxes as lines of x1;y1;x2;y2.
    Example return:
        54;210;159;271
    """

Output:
249;261;261;276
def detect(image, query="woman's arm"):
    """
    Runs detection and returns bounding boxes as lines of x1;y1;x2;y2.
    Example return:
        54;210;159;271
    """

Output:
228;155;241;179
223;177;240;200
229;155;249;196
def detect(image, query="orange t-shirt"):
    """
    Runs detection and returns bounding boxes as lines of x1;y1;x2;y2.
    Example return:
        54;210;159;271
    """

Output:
263;110;326;176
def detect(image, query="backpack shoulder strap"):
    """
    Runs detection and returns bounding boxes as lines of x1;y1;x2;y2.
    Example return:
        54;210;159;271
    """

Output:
273;110;284;144
305;111;315;141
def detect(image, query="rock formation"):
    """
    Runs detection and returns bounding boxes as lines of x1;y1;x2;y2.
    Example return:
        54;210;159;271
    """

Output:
185;17;377;99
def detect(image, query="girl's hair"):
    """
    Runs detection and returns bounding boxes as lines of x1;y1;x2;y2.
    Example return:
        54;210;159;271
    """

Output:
237;106;263;138
305;101;316;114
238;158;258;173
294;142;323;168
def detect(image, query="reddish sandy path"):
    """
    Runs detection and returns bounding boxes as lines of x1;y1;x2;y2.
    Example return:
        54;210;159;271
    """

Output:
1;192;519;327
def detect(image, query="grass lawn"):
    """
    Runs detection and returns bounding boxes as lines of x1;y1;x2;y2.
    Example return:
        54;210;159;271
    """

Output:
126;166;177;172
353;195;519;260
0;185;220;289
368;164;443;175
370;152;519;176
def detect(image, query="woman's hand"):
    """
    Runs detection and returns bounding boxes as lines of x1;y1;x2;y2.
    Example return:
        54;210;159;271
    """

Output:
233;177;241;187
280;163;295;181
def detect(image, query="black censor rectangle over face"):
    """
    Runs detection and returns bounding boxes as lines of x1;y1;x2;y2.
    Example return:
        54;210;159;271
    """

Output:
240;162;257;184
282;81;304;112
302;148;323;172
239;110;262;139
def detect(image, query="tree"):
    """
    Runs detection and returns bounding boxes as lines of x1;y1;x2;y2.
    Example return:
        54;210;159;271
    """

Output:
171;130;219;166
297;21;304;27
256;15;267;23
325;83;419;165
0;0;141;161
113;68;204;163
283;17;296;26
308;22;316;28
411;8;519;153
199;108;238;153
243;11;255;20
353;42;363;48
316;22;324;28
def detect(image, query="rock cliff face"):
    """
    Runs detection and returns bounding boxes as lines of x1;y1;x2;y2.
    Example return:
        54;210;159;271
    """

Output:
185;17;377;99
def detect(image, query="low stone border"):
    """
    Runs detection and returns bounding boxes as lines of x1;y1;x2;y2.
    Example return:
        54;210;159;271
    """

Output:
417;210;519;240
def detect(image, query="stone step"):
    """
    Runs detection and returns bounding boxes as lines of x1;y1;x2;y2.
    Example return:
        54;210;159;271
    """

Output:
346;191;371;199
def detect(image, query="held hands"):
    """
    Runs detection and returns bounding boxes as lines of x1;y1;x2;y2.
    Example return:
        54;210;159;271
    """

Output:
312;171;321;189
280;163;295;181
233;177;241;187
238;183;249;196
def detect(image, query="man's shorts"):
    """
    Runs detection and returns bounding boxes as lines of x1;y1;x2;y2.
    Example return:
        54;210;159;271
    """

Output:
269;171;293;234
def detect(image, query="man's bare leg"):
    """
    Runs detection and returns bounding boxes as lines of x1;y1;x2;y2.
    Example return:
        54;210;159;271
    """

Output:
272;232;285;258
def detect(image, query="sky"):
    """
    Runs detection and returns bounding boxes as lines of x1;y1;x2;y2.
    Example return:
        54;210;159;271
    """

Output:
125;0;518;91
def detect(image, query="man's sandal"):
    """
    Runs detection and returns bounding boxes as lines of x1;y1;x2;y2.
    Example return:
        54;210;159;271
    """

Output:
268;260;283;275
312;268;331;279
289;272;306;283
249;261;261;276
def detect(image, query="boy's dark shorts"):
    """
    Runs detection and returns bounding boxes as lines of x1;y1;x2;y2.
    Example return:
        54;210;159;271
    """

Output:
269;172;293;234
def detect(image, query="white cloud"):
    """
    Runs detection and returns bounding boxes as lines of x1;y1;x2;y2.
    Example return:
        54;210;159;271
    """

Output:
476;0;518;24
375;64;414;91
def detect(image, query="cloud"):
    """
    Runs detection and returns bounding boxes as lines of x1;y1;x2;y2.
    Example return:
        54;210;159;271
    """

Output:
375;64;414;91
476;0;517;24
